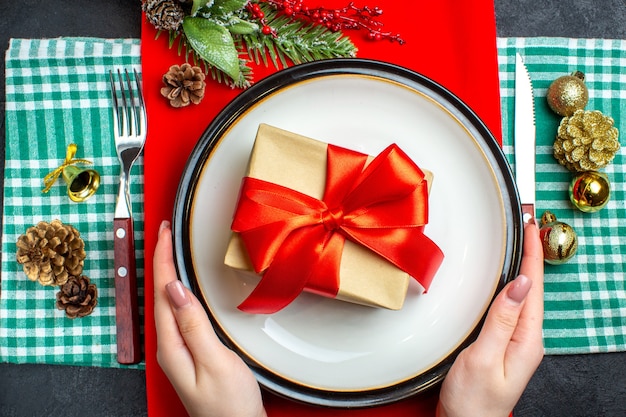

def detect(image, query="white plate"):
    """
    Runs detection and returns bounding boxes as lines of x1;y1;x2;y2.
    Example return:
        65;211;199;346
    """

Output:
173;59;522;407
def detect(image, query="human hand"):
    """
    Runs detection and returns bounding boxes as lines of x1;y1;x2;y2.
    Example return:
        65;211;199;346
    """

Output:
153;220;267;417
437;221;544;417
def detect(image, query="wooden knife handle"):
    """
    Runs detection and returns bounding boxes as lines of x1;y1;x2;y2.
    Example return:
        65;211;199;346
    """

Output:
114;217;141;364
522;203;535;225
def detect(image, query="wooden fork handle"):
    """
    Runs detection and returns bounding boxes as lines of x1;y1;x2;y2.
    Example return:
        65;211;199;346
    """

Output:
114;217;141;364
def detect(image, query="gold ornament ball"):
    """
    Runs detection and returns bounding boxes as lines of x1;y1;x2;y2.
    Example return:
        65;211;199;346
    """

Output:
569;171;611;213
546;71;589;116
539;211;578;265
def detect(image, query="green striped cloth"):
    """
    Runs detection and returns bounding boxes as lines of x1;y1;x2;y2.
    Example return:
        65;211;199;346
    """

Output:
498;38;626;354
1;38;144;368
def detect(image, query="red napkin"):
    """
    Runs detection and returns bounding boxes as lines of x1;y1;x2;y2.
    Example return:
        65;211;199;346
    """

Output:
141;1;502;416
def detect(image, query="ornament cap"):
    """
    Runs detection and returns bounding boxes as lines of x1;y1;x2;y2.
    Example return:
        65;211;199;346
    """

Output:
540;210;557;226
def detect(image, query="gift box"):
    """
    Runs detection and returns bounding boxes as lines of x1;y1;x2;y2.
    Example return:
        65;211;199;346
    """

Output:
225;124;444;313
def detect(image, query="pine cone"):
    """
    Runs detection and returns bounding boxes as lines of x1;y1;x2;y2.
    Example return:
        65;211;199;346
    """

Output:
16;220;86;286
554;109;620;172
161;63;206;108
56;275;98;319
142;0;185;32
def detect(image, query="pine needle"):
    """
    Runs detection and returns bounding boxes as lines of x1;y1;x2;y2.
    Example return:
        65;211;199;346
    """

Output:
241;3;357;70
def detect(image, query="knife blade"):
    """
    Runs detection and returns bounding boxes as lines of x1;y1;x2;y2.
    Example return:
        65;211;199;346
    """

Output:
514;53;536;224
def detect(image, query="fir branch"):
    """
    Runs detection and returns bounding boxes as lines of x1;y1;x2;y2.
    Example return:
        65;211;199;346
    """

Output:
241;3;357;69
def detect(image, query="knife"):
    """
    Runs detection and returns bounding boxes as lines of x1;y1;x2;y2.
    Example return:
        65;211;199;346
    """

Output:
514;53;536;224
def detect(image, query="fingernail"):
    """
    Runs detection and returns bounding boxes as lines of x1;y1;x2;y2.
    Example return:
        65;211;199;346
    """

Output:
166;280;191;309
507;274;532;305
159;220;171;237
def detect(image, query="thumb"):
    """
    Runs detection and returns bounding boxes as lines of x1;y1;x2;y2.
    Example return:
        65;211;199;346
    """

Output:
472;274;533;360
165;279;223;363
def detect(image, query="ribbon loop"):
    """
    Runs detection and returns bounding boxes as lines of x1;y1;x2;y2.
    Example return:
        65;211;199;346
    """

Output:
232;142;444;313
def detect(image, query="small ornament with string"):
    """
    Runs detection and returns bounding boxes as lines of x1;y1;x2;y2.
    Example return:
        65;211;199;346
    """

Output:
42;143;100;202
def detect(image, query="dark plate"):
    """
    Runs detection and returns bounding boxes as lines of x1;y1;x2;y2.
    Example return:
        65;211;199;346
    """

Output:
173;59;522;407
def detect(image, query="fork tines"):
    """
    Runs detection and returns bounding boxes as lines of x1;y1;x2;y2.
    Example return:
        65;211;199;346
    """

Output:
109;69;145;139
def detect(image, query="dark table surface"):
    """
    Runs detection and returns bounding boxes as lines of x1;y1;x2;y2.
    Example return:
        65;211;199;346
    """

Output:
1;1;625;416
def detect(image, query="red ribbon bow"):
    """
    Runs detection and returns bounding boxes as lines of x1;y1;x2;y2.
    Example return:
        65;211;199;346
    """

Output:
231;143;444;313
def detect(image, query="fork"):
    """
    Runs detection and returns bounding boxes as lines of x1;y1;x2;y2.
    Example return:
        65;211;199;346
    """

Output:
109;69;146;364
